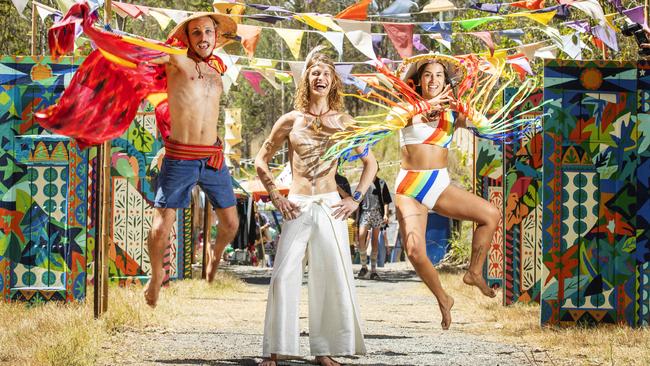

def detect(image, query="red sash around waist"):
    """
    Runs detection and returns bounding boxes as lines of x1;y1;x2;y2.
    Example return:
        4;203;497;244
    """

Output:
164;139;224;170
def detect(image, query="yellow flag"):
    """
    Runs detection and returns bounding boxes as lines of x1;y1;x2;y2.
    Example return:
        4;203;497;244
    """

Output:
486;49;507;68
507;10;557;26
275;28;305;59
294;14;332;31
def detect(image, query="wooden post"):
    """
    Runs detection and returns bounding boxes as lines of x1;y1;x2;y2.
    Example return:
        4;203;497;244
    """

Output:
31;2;37;55
202;200;212;279
94;0;113;319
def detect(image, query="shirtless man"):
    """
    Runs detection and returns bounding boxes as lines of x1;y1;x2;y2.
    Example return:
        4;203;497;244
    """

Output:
144;13;240;307
255;51;376;366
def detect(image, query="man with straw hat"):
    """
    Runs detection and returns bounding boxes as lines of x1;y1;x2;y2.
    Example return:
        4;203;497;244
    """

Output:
144;12;239;307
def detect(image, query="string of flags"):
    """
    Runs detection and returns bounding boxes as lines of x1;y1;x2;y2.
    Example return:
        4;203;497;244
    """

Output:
12;0;650;96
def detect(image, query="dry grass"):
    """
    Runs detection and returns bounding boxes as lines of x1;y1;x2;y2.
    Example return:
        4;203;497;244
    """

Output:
0;272;243;366
435;272;650;366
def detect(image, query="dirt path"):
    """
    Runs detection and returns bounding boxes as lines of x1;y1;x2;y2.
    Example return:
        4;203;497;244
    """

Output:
98;263;555;366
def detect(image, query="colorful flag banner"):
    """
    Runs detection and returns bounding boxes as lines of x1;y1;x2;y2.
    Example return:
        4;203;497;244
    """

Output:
275;28;304;59
238;24;262;58
383;23;414;59
336;0;371;20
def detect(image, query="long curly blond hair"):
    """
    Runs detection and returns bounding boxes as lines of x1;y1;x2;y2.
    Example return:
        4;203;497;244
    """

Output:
293;52;343;112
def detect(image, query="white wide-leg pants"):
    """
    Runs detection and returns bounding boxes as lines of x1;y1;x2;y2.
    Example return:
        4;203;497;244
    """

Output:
262;192;366;357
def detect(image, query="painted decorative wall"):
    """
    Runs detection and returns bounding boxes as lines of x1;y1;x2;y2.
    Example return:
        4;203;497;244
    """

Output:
542;60;649;327
474;135;504;291
0;56;88;302
503;89;544;305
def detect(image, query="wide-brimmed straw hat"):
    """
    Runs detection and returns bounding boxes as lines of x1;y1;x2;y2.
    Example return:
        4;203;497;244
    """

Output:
167;12;238;48
396;53;467;88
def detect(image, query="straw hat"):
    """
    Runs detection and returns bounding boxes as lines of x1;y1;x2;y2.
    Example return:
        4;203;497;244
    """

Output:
167;12;237;48
396;53;467;88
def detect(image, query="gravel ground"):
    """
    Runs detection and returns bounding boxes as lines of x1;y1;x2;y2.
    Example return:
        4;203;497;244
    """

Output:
98;262;558;366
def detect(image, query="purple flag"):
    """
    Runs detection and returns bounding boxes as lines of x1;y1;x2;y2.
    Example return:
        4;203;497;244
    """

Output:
469;2;504;14
419;22;452;42
623;6;647;28
592;25;619;52
565;20;591;34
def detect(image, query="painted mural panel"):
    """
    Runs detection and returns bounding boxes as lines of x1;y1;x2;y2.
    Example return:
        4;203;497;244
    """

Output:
474;136;504;291
503;89;544;305
0;56;88;302
636;61;650;326
542;60;642;326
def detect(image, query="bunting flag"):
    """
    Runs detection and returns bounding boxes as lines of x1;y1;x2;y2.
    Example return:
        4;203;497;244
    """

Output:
322;31;344;55
498;29;525;45
34;2;61;22
241;70;266;95
517;42;546;60
113;2;146;19
383;23;414;59
275;28;304;59
591;25;618;52
506;53;534;80
565;19;591;33
412;34;428;52
288;61;305;88
337;18;371;34
568;0;606;26
217;50;241;94
212;0;246;21
506;10;557;25
237;24;261;58
224;108;243;146
534;45;558;59
469;2;503;13
149;9;173;31
10;0;29;18
162;9;188;24
422;0;457;13
622;6;647;29
249;58;276;69
380;0;418;17
344;30;377;60
259;69;280;89
460;16;503;31
510;0;546;10
469;31;495;55
295;14;341;32
335;64;354;80
429;33;451;50
335;0;371;21
275;72;293;83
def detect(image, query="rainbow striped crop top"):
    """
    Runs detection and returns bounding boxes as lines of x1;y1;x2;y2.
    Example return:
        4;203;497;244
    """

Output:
399;110;457;148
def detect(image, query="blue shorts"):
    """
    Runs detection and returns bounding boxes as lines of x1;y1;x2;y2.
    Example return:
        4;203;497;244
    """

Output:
154;157;236;209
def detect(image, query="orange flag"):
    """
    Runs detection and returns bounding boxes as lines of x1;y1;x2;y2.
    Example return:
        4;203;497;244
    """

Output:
510;0;545;10
336;0;372;21
237;24;261;58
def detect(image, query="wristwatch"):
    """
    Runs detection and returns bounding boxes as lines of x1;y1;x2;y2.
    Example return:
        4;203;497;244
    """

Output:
352;190;363;203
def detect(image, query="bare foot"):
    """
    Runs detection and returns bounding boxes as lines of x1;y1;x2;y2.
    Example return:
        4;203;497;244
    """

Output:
314;356;341;366
143;272;164;308
206;257;219;283
463;271;496;298
438;294;454;330
258;359;277;366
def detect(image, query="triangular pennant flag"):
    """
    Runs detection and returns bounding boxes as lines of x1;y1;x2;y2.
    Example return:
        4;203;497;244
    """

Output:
163;9;189;25
335;64;354;80
429;33;452;50
241;70;266;95
310;15;343;31
224;108;242;145
294;14;328;32
383;23;414;59
412;34;428;52
288;61;305;88
469;2;503;13
35;2;58;22
420;21;452;33
380;0;417;17
591;25;618;52
212;0;246;22
516;42;545;60
565;20;591;33
249;58;277;69
275;28;304;59
344;30;377;60
506;54;534;80
487;49;508;67
535;45;558;59
113;2;145;19
422;0;457;13
507;10;557;25
336;0;372;20
149;9;173;31
468;31;495;55
10;0;29;18
559;34;583;59
275;72;293;84
569;0;607;26
259;69;280;90
237;25;262;58
337;19;371;34
322;31;344;55
498;29;525;45
217;50;241;93
510;0;546;10
460;16;503;31
622;6;647;29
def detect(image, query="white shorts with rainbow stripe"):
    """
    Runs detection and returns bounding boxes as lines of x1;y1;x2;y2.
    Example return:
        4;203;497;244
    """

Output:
394;168;451;210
